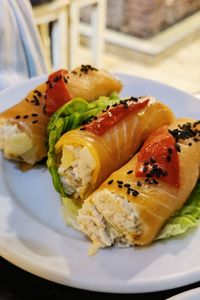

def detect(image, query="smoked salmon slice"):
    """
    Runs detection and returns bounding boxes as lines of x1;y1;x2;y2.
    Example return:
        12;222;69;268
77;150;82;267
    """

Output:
55;97;174;201
0;65;122;168
77;118;200;254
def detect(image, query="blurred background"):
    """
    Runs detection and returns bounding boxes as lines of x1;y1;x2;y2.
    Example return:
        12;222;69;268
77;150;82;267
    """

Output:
31;0;200;94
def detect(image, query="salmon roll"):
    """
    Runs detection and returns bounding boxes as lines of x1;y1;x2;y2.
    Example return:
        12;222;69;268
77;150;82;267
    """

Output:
55;97;174;200
0;82;48;168
77;118;200;254
66;65;122;103
0;65;122;168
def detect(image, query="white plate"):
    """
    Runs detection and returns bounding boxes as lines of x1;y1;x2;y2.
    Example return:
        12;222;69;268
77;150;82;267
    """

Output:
166;287;200;300
0;74;200;294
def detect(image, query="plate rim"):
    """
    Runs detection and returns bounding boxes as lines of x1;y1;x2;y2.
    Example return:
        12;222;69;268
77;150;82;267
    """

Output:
166;287;200;300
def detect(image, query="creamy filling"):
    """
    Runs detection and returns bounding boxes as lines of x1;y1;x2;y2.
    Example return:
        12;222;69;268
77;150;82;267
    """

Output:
0;122;34;164
58;145;96;198
77;189;142;254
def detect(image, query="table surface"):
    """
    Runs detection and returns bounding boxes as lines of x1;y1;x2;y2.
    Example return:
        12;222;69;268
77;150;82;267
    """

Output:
0;257;199;300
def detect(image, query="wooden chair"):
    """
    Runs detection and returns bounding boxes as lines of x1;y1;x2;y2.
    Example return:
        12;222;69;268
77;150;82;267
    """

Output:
32;0;106;70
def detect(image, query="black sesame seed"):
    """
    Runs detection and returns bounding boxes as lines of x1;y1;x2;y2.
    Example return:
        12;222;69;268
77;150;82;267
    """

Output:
176;143;181;152
32;120;38;124
153;164;158;170
118;185;123;188
137;181;142;186
124;183;131;188
154;170;161;178
63;76;68;83
193;120;200;128
146;173;152;178
153;179;158;185
108;179;113;185
33;95;39;101
31;97;40;106
188;142;192;146
32;113;38;117
43;105;46;114
169;122;200;143
53;75;61;82
23;115;29;119
130;96;138;102
150;157;156;163
117;180;123;184
143;166;148;172
127;170;133;174
166;155;171;162
81;120;88;125
149;169;156;177
25;98;29;102
162;170;168;176
123;102;128;109
15;115;20;119
132;190;139;196
80;65;98;74
168;148;173;154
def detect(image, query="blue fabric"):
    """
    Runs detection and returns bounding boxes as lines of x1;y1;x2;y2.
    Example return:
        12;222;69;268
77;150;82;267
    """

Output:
0;0;47;90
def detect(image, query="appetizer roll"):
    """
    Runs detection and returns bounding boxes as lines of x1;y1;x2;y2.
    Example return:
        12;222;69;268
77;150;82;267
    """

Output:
0;82;48;167
66;65;122;103
77;118;200;254
0;65;122;168
55;97;174;199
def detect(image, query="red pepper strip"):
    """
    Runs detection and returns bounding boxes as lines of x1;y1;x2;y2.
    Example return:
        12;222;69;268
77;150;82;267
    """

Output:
45;69;72;116
135;126;180;187
84;99;149;136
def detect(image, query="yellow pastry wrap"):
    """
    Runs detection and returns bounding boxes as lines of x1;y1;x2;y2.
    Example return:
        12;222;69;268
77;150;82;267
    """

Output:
77;118;200;254
0;83;48;168
0;65;122;168
55;97;174;200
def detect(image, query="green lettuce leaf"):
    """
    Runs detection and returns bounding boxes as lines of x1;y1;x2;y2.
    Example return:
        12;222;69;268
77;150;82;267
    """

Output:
156;181;200;240
61;197;83;230
47;94;121;195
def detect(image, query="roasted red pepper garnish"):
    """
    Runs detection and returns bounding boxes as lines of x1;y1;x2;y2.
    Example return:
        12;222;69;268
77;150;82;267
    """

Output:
45;69;72;116
135;126;180;187
83;99;149;136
